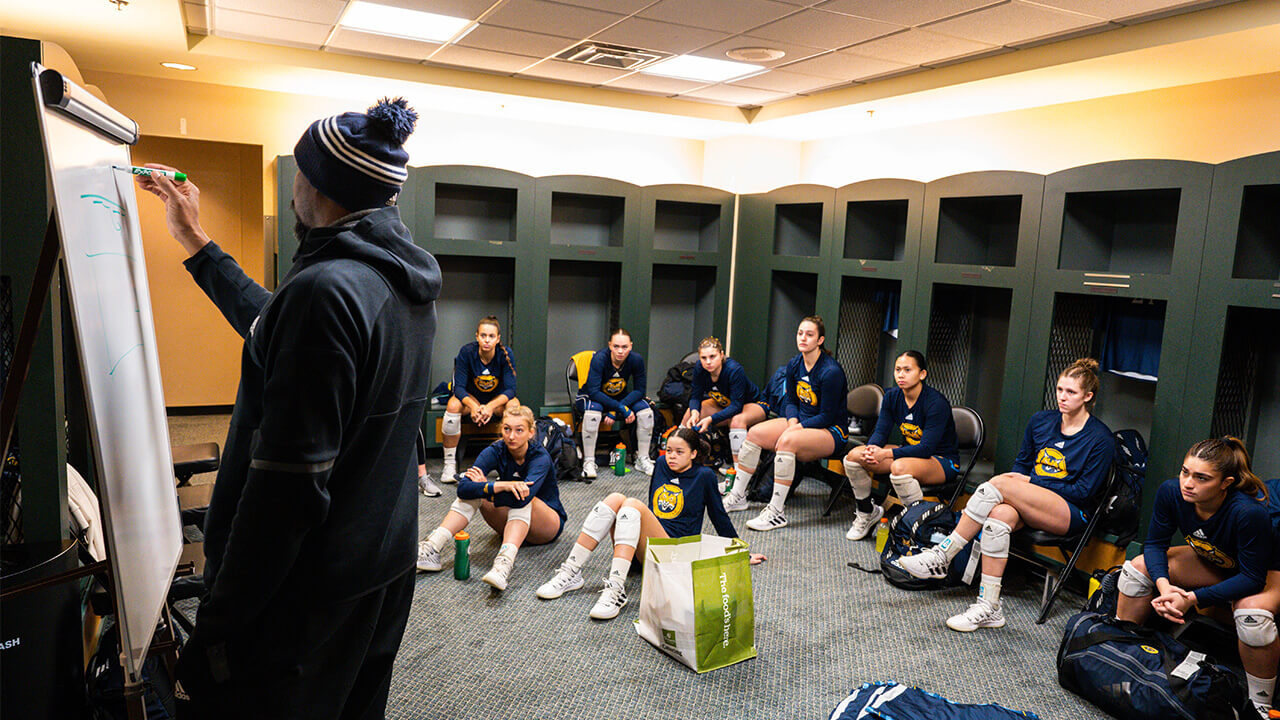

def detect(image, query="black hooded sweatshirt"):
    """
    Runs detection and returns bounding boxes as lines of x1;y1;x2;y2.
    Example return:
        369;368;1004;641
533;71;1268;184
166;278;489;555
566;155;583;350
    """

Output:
183;205;440;639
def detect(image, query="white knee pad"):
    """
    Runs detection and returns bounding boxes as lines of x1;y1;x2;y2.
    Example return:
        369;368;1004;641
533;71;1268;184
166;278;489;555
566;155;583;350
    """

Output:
843;457;872;498
890;473;923;506
582;410;602;431
1117;560;1155;598
729;428;747;455
442;411;462;436
614;506;642;549
979;518;1012;559
1235;609;1278;648
507;502;533;526
581;410;602;455
737;440;762;471
580;500;618;542
774;451;796;483
635;407;654;432
962;481;1005;525
449;497;481;522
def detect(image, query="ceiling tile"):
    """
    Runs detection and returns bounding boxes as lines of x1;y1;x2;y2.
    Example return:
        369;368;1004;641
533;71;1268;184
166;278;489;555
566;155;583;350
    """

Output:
679;84;790;105
847;28;996;65
326;28;441;60
923;1;1109;46
458;24;578;57
751;8;901;49
591;17;729;54
429;45;538;73
213;9;333;49
694;34;827;66
815;0;1003;27
517;59;633;84
639;0;798;35
363;0;497;18
731;68;839;93
215;0;346;25
1022;0;1218;23
603;73;711;94
484;0;626;39
554;0;662;12
779;50;912;79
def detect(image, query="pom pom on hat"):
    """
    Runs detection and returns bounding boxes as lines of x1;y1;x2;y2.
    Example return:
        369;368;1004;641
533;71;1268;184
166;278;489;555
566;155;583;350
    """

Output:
294;97;418;212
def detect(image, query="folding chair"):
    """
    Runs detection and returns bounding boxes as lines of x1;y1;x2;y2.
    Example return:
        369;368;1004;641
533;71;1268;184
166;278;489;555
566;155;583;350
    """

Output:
819;383;883;516
566;351;623;464
924;406;985;510
1011;428;1144;624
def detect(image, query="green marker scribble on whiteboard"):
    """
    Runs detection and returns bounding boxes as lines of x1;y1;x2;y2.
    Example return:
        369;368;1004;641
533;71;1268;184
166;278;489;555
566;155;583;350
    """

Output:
80;193;124;231
108;344;143;376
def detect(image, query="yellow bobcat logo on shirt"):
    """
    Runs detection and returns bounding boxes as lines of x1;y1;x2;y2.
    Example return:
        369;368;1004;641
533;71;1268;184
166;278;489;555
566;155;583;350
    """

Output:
709;390;730;407
1187;535;1236;569
1034;448;1068;479
652;484;684;520
795;381;817;406
603;377;626;396
474;374;498;392
900;423;923;445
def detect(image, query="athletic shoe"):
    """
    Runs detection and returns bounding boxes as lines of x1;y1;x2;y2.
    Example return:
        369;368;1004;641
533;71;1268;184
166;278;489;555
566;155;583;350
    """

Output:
482;554;514;591
746;505;788;531
536;563;585;600
418;473;442;498
896;545;950;580
582;459;598;480
416;541;442;572
635;456;655;475
589;578;628;620
440;461;457;483
721;492;749;512
846;505;884;541
946;599;1005;632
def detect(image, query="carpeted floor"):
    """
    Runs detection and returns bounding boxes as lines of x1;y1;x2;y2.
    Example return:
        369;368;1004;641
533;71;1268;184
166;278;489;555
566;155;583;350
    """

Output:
169;414;1111;719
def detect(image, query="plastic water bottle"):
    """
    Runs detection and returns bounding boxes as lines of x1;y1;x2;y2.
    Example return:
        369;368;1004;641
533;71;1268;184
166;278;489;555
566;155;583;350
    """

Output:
454;531;470;580
720;467;737;495
613;443;627;475
874;518;890;553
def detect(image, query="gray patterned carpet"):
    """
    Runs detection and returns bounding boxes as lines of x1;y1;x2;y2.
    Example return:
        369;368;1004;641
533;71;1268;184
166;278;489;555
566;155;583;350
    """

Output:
169;415;1111;719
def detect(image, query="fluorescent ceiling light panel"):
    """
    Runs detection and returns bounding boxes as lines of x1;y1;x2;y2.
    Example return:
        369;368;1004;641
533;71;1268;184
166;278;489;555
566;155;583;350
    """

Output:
641;55;763;83
340;2;471;43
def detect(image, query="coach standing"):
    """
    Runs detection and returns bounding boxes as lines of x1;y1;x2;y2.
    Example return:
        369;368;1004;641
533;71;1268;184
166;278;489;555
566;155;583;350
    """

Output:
136;98;439;719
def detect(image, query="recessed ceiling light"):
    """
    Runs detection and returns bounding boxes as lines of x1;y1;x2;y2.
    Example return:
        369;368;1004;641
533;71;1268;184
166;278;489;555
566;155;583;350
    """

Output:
161;62;197;71
726;47;784;63
340;2;472;43
640;55;763;83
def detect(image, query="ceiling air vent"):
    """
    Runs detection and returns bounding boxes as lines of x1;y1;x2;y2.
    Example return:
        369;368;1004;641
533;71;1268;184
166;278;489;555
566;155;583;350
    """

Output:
555;42;670;71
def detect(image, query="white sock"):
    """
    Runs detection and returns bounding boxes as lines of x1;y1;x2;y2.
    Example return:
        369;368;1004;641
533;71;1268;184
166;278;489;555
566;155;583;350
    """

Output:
938;531;969;561
443;446;457;465
1247;672;1276;709
497;542;518;564
608;556;630;582
426;526;454;554
768;483;788;514
978;574;1002;607
564;543;592;572
729;466;754;498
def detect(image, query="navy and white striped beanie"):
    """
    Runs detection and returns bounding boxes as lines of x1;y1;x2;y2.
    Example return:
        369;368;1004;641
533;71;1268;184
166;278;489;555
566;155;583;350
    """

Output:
294;97;418;212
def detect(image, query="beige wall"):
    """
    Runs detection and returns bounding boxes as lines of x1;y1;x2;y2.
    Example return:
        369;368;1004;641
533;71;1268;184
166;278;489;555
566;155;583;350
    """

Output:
801;70;1280;187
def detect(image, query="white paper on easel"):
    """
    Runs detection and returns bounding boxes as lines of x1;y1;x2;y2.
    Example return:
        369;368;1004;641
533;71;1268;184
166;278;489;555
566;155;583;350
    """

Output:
32;64;181;680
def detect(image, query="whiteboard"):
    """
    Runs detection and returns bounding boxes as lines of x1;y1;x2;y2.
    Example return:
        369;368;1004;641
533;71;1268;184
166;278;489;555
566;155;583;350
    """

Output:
32;64;181;679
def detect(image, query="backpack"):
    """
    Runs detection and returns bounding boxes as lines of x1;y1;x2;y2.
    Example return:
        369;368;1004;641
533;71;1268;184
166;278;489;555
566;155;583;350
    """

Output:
1083;565;1122;616
1100;429;1147;545
87;621;176;720
535;417;582;483
658;360;697;414
647;405;671;461
764;366;787;410
880;500;980;591
1058;611;1253;720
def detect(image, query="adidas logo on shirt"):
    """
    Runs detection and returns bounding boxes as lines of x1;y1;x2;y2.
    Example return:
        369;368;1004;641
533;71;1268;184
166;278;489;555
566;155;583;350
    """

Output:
905;413;914;421
1191;529;1207;539
481;369;491;375
801;375;810;381
1054;441;1065;449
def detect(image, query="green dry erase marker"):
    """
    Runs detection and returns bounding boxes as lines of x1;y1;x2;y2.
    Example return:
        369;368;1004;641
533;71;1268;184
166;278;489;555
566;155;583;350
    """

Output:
114;165;186;182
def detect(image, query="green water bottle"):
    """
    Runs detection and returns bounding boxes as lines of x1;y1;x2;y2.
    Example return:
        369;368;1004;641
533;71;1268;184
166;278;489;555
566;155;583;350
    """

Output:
613;443;627;476
874;518;890;553
454;531;470;580
721;467;737;496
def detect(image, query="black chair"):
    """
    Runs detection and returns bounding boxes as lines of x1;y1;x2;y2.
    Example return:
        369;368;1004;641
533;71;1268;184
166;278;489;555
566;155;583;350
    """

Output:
926;406;985;510
816;383;883;516
1010;428;1145;624
172;442;220;487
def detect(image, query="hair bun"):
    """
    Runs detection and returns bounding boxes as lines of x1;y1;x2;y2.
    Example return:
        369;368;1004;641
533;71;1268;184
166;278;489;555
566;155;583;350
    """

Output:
1073;357;1100;372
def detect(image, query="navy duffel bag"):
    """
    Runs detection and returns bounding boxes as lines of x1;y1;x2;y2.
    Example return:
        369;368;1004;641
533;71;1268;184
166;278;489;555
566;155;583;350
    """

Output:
1058;611;1253;720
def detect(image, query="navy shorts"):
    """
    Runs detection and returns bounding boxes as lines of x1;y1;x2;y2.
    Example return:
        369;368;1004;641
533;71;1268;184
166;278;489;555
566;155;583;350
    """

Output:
575;395;650;422
822;425;849;452
935;455;960;484
1063;499;1089;536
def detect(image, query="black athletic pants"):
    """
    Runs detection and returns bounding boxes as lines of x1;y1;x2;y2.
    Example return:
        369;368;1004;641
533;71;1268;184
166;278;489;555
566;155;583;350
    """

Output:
177;568;416;720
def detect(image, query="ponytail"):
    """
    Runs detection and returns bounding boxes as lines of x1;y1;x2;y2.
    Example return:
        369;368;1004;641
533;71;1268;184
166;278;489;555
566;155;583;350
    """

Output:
1188;436;1265;501
671;427;712;466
